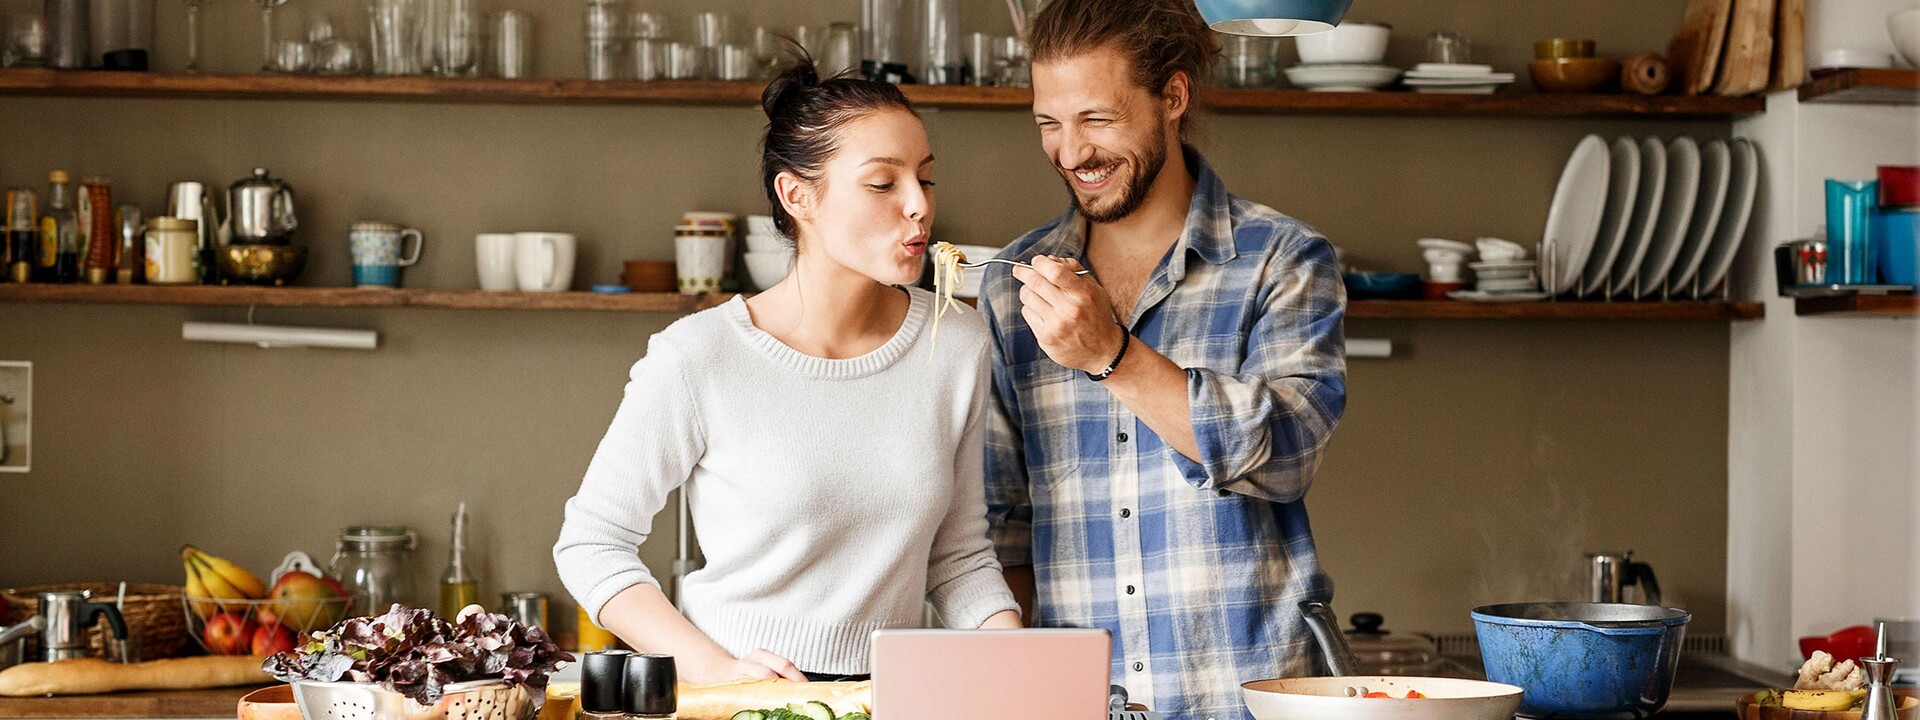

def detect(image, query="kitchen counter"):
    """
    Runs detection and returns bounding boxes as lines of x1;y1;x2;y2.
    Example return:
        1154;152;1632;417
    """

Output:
1445;651;1794;715
0;686;260;719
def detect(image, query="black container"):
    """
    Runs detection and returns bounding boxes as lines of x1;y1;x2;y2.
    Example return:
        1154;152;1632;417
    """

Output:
579;649;631;715
623;653;677;718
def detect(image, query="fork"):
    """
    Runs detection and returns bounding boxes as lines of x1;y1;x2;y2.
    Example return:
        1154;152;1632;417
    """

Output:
957;257;1092;275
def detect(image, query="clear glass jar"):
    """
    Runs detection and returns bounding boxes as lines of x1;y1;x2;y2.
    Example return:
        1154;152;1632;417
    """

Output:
329;525;418;614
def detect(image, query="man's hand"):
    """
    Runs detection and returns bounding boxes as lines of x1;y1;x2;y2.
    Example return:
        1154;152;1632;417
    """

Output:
1012;256;1126;374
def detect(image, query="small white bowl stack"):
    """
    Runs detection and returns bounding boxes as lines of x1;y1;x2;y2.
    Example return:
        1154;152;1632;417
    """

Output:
1451;237;1548;301
1286;22;1402;92
743;214;793;290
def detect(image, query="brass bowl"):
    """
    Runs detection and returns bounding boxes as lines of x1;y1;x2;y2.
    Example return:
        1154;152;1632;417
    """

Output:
1535;37;1597;60
218;244;307;286
1530;57;1622;93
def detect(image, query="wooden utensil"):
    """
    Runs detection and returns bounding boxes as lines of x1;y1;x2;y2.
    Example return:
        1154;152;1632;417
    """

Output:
1623;53;1674;95
1670;0;1734;95
1770;0;1807;90
236;684;301;720
1714;0;1777;96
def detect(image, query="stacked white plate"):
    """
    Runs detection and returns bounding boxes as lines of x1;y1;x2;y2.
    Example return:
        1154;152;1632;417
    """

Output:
1401;63;1516;94
1284;63;1401;91
743;228;793;290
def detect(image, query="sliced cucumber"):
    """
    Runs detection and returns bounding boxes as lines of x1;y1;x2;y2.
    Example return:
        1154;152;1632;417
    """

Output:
786;701;836;720
729;712;766;720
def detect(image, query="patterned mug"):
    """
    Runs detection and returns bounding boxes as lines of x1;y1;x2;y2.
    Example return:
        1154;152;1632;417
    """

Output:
349;221;424;288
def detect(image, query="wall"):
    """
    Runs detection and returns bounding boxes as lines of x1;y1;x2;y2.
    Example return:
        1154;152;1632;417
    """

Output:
1;0;1734;638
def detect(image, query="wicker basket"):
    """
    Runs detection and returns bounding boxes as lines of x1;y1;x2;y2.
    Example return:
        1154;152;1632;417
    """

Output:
1;583;193;660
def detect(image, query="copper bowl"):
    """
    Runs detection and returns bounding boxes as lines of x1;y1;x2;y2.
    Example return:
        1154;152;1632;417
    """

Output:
236;684;302;720
1535;37;1596;60
1531;57;1622;93
217;244;307;286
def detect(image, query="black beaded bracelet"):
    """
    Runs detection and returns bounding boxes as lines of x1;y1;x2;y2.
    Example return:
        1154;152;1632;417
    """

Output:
1086;324;1131;382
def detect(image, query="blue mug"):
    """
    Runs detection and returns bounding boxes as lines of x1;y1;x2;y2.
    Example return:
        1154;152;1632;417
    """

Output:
349;221;424;288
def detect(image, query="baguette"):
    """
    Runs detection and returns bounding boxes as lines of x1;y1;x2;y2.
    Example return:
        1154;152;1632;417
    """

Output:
0;656;271;697
676;679;872;720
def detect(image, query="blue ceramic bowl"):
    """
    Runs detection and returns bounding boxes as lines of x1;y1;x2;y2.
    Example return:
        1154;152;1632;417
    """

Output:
1194;0;1352;36
1472;603;1689;720
1344;272;1421;300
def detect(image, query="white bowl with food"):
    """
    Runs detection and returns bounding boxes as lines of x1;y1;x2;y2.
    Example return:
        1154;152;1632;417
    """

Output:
1242;676;1523;720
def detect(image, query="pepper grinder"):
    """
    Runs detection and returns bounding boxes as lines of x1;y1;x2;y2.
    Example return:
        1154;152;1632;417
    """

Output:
1860;622;1905;720
580;649;632;720
624;653;677;719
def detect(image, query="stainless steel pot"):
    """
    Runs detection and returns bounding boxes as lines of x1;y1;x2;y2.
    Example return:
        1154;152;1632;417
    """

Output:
0;614;41;671
226;168;298;244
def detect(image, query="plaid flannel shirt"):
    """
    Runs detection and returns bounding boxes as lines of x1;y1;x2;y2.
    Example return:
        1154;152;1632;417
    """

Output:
980;148;1347;720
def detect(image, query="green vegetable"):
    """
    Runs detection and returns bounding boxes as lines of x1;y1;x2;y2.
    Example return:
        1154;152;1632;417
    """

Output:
787;701;836;720
730;712;766;720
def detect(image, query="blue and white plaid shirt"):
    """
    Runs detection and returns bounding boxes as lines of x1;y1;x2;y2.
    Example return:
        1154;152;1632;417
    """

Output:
980;148;1348;720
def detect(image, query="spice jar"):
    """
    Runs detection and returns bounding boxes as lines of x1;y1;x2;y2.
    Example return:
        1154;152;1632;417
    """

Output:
143;216;198;285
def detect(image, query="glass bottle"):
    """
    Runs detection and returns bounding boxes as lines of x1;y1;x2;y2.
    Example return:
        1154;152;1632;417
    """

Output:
329;525;419;613
38;171;77;283
5;188;38;283
438;502;480;618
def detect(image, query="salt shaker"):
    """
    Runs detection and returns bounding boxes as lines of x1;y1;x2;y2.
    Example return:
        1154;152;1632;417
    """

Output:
1860;622;1904;720
624;653;677;719
581;649;632;720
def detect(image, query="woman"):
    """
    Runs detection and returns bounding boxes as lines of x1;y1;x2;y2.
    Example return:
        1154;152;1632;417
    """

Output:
553;56;1021;685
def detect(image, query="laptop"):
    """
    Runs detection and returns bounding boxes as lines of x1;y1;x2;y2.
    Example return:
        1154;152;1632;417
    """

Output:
870;628;1113;720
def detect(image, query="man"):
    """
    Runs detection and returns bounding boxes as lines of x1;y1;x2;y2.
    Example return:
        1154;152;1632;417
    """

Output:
977;1;1348;718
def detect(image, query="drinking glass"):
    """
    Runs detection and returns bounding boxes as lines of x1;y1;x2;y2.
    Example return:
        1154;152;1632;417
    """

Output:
6;14;48;68
367;0;419;75
255;0;291;72
423;0;476;76
1426;30;1471;65
1827;180;1879;284
486;10;530;78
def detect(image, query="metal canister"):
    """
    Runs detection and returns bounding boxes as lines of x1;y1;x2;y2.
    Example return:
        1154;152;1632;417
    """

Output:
501;592;549;630
78;178;114;284
4;188;37;281
114;205;144;284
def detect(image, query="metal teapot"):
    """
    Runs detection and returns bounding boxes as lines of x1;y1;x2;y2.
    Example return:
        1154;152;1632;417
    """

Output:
0;591;129;671
225;168;298;244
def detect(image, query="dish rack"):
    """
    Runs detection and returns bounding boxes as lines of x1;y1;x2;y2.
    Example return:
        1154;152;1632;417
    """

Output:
291;679;538;720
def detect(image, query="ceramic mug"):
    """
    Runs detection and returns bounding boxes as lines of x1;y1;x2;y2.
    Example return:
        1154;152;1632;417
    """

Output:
475;233;517;291
349;221;424;288
514;232;576;292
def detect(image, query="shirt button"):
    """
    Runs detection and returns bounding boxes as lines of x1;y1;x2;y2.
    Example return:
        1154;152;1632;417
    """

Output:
1117;432;1129;443
1120;508;1131;519
1133;662;1144;672
1126;585;1136;595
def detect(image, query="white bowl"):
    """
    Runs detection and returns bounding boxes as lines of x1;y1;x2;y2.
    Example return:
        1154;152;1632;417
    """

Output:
744;251;793;290
745;233;787;253
1242;676;1522;720
1294;22;1392;65
1892;9;1920;68
745;214;779;236
1475;237;1528;262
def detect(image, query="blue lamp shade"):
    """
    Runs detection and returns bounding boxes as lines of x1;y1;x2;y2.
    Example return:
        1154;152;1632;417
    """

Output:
1194;0;1354;36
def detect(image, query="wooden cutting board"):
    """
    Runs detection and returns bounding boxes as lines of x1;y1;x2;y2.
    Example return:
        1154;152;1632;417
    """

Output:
1770;0;1807;90
1669;0;1734;95
1714;0;1777;96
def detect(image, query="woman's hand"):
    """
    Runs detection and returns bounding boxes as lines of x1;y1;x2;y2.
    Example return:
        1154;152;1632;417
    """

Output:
682;648;809;684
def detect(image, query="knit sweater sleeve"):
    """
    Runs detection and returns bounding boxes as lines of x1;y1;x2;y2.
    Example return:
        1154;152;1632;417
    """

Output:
924;343;1021;628
553;335;705;626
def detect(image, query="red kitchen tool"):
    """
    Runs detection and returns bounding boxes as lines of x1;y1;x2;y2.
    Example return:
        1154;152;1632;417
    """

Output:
1800;625;1879;663
1880;165;1920;209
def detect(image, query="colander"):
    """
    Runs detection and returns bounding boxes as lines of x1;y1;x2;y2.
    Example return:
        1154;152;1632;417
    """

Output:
291;679;537;720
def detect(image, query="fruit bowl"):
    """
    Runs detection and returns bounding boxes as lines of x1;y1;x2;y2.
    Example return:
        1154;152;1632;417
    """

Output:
182;595;352;655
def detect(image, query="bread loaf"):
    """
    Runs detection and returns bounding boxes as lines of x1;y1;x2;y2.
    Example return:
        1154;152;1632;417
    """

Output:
676;679;872;720
0;656;271;697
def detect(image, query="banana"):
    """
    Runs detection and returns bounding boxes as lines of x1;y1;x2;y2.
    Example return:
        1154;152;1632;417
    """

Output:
181;558;217;617
1782;689;1864;711
184;546;267;599
188;555;251;612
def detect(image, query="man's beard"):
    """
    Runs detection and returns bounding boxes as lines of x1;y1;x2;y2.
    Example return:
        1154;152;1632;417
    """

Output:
1062;122;1169;224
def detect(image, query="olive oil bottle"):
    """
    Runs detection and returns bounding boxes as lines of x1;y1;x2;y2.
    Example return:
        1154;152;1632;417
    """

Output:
437;501;482;618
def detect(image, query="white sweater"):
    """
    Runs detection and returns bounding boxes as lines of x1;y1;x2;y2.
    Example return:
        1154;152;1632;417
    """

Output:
553;288;1018;674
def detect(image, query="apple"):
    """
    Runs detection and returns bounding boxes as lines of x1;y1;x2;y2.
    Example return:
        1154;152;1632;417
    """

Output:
202;613;258;655
250;623;297;656
266;571;348;632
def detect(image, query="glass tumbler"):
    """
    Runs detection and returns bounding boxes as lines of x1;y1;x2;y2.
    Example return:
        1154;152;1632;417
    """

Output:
1826;179;1879;285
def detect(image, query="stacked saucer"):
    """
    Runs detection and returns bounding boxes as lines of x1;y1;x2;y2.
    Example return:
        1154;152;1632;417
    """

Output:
1402;63;1516;94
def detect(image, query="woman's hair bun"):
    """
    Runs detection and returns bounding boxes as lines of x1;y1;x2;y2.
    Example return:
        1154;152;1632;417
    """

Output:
761;55;821;119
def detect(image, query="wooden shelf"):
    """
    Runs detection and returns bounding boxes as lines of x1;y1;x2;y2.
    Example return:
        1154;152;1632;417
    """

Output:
0;284;1763;320
0;69;1764;119
1799;68;1920;105
1794;293;1920;316
0;283;732;313
1347;299;1764;321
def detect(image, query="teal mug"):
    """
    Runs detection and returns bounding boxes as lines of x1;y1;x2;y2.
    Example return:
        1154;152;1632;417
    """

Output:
349;221;424;288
